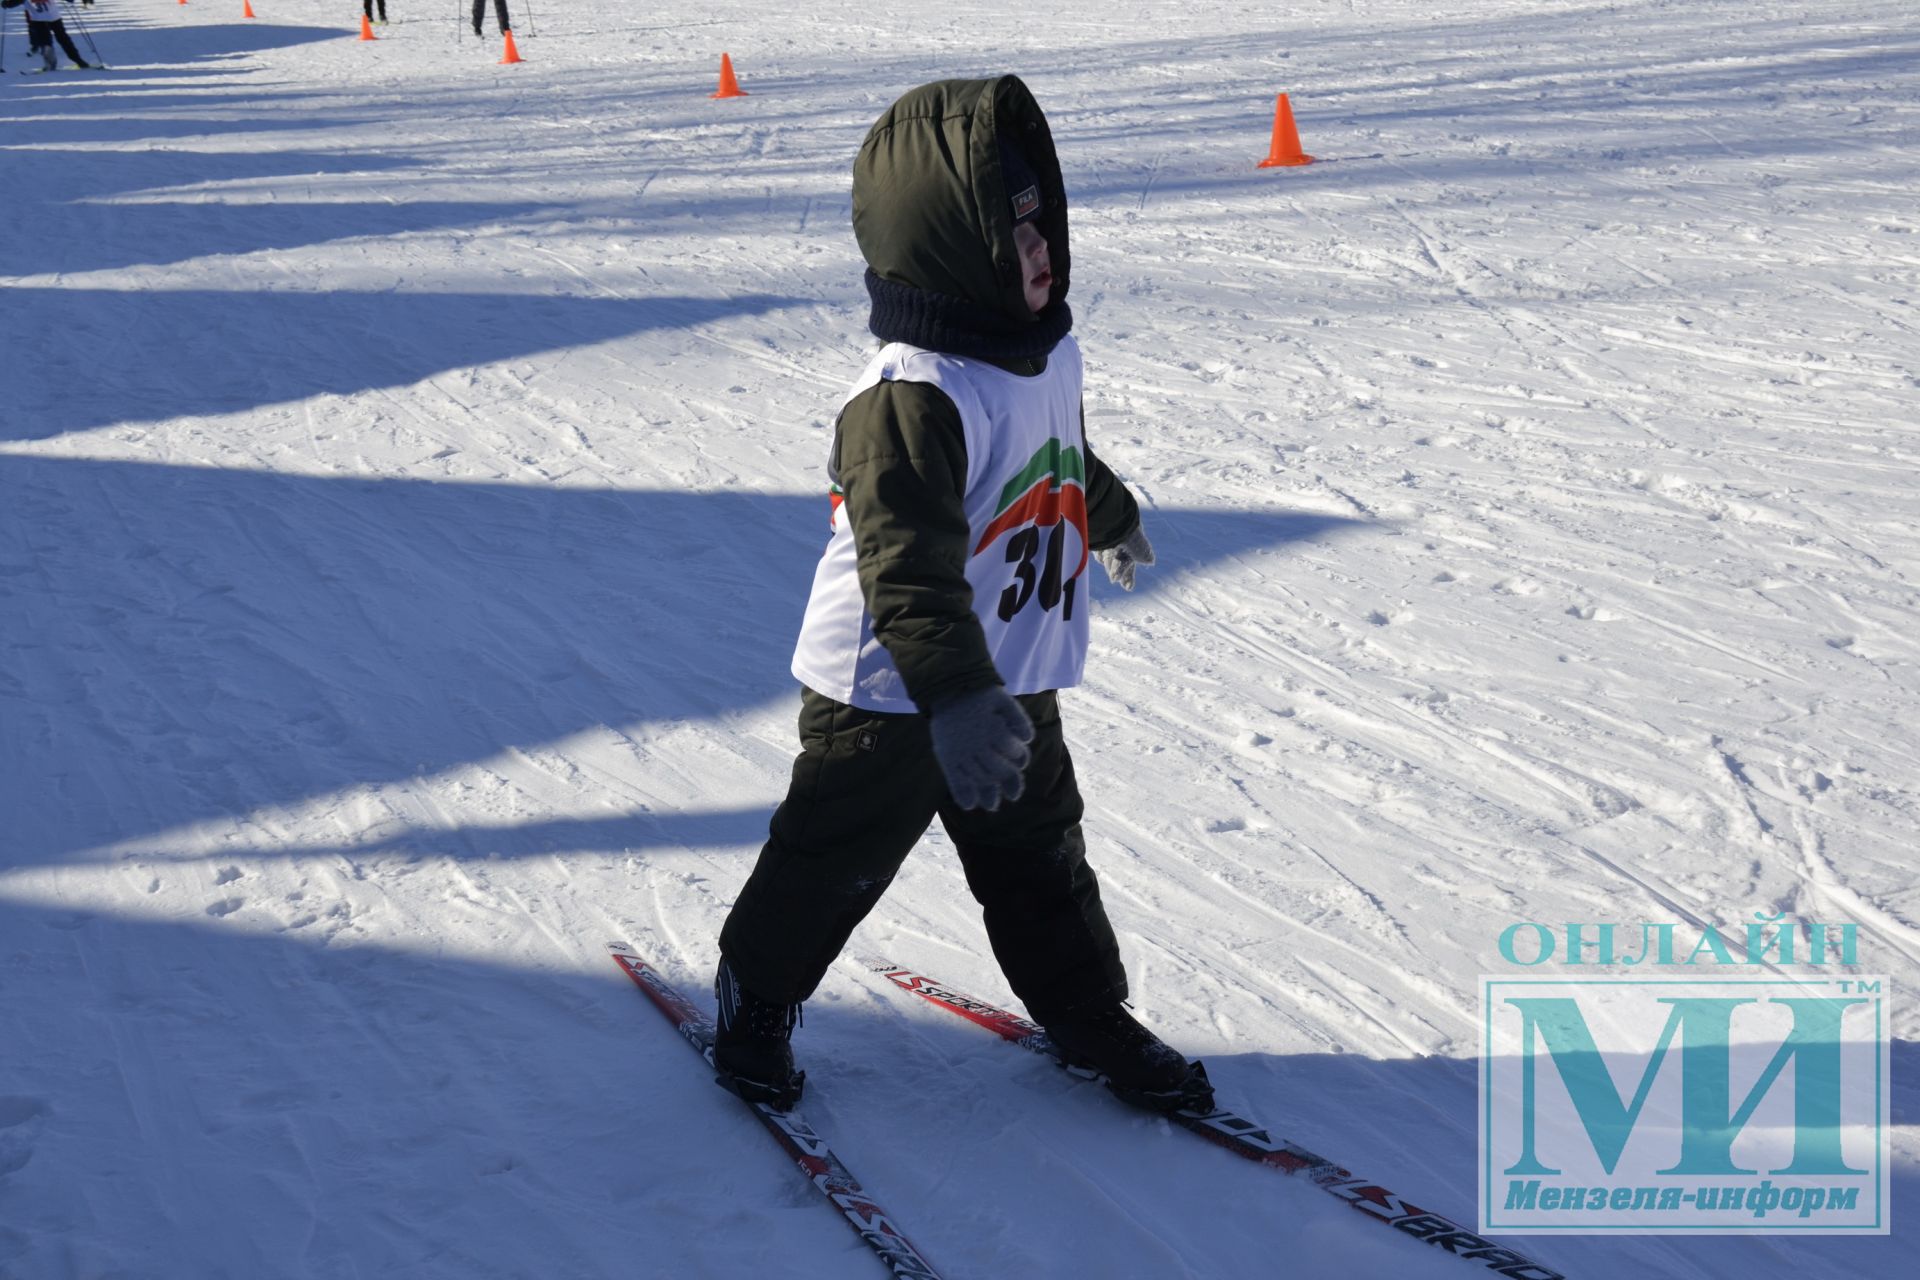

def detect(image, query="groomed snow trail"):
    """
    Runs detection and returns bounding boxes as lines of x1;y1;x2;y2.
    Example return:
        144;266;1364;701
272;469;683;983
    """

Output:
2;2;1914;1277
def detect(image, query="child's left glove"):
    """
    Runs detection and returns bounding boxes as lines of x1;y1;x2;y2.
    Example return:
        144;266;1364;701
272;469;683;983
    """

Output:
1095;524;1155;591
928;686;1034;812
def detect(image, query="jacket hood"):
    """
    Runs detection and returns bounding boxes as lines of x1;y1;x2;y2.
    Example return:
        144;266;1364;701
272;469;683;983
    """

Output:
852;75;1071;333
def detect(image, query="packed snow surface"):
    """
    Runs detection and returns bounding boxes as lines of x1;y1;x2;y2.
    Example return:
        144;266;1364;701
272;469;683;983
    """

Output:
2;1;1916;1276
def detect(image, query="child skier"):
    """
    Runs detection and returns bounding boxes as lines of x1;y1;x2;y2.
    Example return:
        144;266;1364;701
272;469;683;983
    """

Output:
8;0;91;72
712;75;1210;1115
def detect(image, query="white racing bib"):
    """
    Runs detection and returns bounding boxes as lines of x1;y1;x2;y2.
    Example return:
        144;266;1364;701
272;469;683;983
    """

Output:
791;338;1093;711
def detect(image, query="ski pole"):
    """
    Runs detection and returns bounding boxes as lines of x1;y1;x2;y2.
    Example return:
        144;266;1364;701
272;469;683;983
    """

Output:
520;0;535;38
64;1;104;65
69;10;102;60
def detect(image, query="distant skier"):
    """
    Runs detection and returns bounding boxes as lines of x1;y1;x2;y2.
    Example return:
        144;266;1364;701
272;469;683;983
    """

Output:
470;0;509;37
710;76;1210;1116
361;0;386;27
5;0;91;71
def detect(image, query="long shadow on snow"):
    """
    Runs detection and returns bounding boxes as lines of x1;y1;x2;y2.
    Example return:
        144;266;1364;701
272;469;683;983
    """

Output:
0;137;437;207
0;455;1366;868
0;900;878;1278
0;286;809;441
0;74;309;101
11;19;349;73
0;105;543;277
0;24;440;277
4;111;420;146
1;895;1909;1278
88;510;1361;868
0;193;562;277
187;807;784;868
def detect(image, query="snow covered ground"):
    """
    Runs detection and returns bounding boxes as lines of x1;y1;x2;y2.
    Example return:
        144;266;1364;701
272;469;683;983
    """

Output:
2;0;1916;1275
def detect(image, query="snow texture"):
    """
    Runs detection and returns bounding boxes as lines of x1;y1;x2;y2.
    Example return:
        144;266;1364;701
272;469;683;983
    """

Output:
1;1;1915;1276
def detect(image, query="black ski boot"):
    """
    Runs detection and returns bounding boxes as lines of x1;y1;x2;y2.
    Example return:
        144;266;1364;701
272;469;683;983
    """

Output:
712;955;806;1110
1042;1004;1214;1113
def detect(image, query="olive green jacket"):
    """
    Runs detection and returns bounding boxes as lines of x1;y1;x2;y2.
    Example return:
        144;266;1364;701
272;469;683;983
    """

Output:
832;76;1141;713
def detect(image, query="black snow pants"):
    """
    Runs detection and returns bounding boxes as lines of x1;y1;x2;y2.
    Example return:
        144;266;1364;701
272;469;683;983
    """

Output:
26;19;86;67
718;688;1128;1025
362;0;385;21
471;0;509;32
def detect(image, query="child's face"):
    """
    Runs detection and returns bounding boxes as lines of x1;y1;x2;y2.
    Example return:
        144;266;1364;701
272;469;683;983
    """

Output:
1013;221;1053;314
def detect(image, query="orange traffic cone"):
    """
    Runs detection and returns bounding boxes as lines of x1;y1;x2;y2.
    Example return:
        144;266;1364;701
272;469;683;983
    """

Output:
242;0;255;16
710;53;746;99
359;13;376;40
1258;93;1314;168
499;30;524;65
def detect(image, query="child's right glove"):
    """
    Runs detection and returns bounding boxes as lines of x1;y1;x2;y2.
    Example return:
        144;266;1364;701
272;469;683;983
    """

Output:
1095;523;1155;591
928;686;1034;812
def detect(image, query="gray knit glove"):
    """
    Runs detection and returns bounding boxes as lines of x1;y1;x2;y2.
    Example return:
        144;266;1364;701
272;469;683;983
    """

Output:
1095;524;1155;591
928;686;1034;811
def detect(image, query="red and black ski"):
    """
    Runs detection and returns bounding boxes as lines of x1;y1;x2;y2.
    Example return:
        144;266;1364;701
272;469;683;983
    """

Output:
863;958;1567;1280
609;943;942;1280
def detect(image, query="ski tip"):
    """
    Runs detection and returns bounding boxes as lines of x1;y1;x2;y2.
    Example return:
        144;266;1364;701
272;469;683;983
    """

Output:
607;942;649;971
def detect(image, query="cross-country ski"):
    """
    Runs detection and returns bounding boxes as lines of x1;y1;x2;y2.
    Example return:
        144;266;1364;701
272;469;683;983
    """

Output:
609;944;942;1280
865;958;1568;1280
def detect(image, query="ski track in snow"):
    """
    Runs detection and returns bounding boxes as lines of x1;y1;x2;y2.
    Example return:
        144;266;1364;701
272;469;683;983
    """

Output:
1;1;1916;1276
